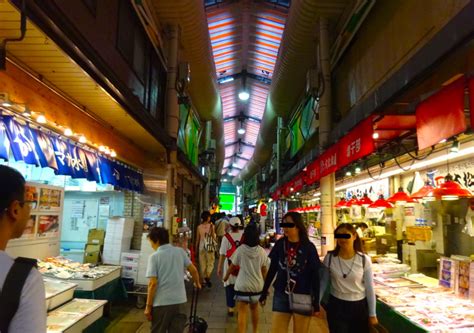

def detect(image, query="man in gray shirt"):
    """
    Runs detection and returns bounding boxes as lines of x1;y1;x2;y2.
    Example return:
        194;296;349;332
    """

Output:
0;165;46;332
145;227;201;333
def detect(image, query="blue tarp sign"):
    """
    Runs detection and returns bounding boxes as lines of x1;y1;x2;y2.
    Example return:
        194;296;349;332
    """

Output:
3;116;39;165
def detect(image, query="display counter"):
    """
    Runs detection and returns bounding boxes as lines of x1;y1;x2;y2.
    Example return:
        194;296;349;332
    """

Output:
39;256;121;291
47;299;107;333
375;273;474;332
44;278;77;311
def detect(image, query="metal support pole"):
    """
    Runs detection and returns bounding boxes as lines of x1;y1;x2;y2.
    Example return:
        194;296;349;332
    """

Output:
276;116;283;186
164;24;179;231
319;17;336;255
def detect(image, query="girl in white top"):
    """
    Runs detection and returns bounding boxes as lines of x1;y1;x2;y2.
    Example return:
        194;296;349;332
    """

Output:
322;223;377;333
217;217;244;316
224;224;268;333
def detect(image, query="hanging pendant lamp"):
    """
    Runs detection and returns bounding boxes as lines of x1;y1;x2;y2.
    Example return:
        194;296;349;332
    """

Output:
368;195;393;209
388;187;416;204
358;194;373;206
335;198;348;208
346;197;361;207
411;182;436;201
433;174;473;201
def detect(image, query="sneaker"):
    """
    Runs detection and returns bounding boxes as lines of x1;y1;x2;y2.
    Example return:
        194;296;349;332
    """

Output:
205;278;212;288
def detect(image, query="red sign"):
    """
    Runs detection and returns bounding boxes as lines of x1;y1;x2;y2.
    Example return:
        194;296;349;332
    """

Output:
319;144;338;178
293;173;306;192
469;77;474;130
305;159;320;185
282;180;294;197
338;117;375;168
416;77;466;150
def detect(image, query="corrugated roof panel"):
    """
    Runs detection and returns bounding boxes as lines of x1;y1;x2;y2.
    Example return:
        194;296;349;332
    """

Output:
206;3;288;179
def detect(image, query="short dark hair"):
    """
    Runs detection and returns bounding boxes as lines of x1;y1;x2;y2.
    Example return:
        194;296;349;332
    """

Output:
147;227;169;245
242;224;260;247
359;222;369;229
201;211;211;222
0;166;26;215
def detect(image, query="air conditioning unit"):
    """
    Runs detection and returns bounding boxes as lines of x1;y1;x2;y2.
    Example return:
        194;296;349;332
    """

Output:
306;68;320;95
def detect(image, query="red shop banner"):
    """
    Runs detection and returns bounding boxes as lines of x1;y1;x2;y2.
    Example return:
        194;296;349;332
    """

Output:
282;180;294;197
305;159;320;185
338;117;375;169
293;173;306;192
469;77;474;130
319;144;338;178
416;77;466;150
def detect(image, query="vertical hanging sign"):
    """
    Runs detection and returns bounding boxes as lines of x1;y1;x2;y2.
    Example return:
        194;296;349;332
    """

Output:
319;144;338;178
338;116;374;168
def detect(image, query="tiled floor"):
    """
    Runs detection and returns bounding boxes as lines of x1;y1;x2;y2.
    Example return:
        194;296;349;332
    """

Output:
105;271;330;333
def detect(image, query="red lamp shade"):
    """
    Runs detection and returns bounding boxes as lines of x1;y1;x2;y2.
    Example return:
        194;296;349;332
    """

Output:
358;194;373;206
388;188;416;203
411;183;435;200
346;197;361;207
368;195;393;209
335;198;348;208
433;174;473;200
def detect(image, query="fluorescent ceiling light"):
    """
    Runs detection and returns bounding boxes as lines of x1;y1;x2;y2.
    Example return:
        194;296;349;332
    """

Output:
238;91;250;101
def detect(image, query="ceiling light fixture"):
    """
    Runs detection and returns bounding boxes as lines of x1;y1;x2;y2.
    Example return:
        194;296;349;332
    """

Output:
237;127;246;135
238;91;250;101
372;132;379;139
79;135;87;143
22;106;32;117
355;167;361;174
110;150;117;158
64;128;73;136
37;114;47;124
346;171;352;177
99;146;106;152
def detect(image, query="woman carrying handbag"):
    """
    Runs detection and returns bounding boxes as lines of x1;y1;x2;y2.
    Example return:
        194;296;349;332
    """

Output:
259;212;321;333
196;211;217;288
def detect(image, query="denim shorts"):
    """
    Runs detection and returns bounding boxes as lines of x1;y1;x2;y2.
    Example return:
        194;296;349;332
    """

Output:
272;290;291;313
235;294;260;304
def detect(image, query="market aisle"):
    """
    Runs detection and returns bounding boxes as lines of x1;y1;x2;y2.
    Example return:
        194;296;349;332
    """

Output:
108;269;329;333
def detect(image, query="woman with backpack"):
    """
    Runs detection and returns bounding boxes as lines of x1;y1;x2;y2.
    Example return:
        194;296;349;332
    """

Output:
224;224;268;333
322;223;377;332
196;211;217;288
217;216;244;316
259;211;321;333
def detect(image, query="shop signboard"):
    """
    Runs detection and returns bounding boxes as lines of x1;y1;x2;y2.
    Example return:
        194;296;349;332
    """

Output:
338;117;374;169
0;117;143;192
416;78;466;150
293;173;306;192
319;144;338;178
305;159;320;185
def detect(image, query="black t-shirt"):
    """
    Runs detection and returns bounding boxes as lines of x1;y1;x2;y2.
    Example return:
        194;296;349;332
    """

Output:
267;237;321;295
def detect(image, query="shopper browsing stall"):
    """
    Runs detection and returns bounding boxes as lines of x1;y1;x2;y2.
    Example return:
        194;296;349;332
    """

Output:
0;165;46;333
322;223;377;333
260;212;321;333
224;224;268;333
217;216;244;316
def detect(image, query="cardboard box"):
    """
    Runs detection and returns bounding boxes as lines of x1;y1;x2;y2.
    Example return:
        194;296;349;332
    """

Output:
88;229;106;246
84;244;101;264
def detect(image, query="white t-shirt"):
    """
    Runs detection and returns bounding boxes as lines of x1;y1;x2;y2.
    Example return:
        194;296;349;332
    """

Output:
0;251;46;333
323;252;371;301
231;244;269;293
219;230;243;286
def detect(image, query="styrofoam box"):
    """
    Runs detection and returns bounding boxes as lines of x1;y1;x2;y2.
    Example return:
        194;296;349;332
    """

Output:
121;251;140;263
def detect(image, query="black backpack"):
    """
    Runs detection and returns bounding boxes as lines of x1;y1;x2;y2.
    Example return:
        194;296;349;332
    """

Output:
0;257;37;333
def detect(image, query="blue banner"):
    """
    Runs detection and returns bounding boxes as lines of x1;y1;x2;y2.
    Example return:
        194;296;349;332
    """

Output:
32;129;58;170
3;116;39;165
0;121;10;160
0;117;143;192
